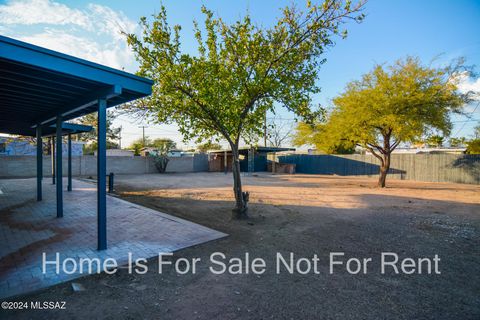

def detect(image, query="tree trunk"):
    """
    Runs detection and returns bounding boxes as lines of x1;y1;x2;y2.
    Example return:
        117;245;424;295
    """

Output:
231;145;249;219
377;152;391;188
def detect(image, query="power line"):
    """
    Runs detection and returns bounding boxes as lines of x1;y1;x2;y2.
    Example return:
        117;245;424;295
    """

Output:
143;127;180;134
454;101;480;136
451;118;479;123
122;132;180;137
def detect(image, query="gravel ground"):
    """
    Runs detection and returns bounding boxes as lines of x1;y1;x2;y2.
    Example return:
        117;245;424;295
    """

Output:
3;173;480;320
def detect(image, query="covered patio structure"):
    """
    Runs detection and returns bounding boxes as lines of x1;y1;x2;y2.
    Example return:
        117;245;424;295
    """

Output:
0;36;228;299
38;122;93;195
0;35;153;250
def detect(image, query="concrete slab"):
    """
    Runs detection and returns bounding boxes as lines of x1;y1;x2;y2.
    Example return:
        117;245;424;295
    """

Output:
0;178;227;299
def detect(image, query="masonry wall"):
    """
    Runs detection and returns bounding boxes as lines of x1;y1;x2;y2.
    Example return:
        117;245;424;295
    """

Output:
0;155;209;178
278;153;480;185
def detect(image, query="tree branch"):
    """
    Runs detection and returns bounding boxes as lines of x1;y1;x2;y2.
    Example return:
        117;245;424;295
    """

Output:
365;145;384;166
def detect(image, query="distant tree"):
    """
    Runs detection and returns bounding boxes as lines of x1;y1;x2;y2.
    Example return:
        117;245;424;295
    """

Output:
317;57;473;187
149;138;175;173
83;141;119;155
410;138;426;148
76;111;121;146
151;138;177;154
128;137;176;169
466;139;480;154
125;1;365;218
128;137;151;156
293;121;355;154
267;116;294;147
474;123;480;139
448;137;467;147
197;141;222;152
426;135;444;147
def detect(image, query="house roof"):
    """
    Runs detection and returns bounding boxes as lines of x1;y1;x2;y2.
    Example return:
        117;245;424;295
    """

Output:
209;146;296;155
0;35;153;136
40;123;93;137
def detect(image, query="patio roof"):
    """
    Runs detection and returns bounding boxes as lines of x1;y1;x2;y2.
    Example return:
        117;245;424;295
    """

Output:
0;35;153;251
0;35;153;135
41;122;93;137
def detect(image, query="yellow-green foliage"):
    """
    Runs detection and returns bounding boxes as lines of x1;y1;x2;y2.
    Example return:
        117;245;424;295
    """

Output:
292;122;355;154
321;57;467;154
466;139;480;154
124;2;365;147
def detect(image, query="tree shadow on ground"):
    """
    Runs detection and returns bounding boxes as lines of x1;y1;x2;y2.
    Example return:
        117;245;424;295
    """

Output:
4;189;479;320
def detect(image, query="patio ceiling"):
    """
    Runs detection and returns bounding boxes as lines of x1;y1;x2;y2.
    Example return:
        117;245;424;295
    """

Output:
0;35;153;136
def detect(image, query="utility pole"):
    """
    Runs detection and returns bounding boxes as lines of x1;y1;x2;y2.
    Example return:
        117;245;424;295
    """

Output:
138;125;147;147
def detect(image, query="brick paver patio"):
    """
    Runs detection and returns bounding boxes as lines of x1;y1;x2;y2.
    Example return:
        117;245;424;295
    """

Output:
0;178;227;299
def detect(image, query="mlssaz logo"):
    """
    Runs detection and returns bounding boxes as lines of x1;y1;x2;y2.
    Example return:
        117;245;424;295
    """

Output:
30;301;66;310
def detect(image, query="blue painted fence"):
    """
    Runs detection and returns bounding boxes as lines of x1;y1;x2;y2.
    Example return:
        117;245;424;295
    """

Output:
278;154;480;185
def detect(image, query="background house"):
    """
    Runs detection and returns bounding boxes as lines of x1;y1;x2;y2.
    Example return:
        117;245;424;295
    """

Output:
208;147;295;172
0;137;84;156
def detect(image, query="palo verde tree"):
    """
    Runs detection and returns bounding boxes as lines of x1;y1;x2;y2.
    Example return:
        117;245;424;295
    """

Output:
317;56;473;187
125;1;365;218
293;120;356;154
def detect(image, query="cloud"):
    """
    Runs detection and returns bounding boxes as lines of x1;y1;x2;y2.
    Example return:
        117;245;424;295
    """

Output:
18;28;133;69
455;72;480;113
0;0;138;71
87;3;136;40
457;74;480;96
0;0;90;28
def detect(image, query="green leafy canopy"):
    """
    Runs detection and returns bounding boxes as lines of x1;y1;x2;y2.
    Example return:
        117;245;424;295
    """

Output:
124;0;365;147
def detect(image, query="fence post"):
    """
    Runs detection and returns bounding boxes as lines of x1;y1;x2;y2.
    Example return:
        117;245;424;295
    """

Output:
108;172;114;193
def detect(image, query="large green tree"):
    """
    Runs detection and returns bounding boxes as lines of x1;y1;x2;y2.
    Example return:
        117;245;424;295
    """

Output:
125;1;365;218
315;57;472;187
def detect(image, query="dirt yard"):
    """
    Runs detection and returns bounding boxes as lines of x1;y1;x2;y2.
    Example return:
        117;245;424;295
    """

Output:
4;173;480;319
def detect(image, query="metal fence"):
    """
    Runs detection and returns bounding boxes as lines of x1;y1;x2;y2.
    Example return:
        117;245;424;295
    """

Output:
278;153;480;185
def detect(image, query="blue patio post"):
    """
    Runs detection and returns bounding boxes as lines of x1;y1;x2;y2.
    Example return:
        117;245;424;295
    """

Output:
51;137;55;184
36;125;42;201
97;99;107;250
67;133;72;192
56;116;63;218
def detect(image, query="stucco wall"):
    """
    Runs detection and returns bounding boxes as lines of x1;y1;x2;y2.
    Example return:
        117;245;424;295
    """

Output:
0;155;209;178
